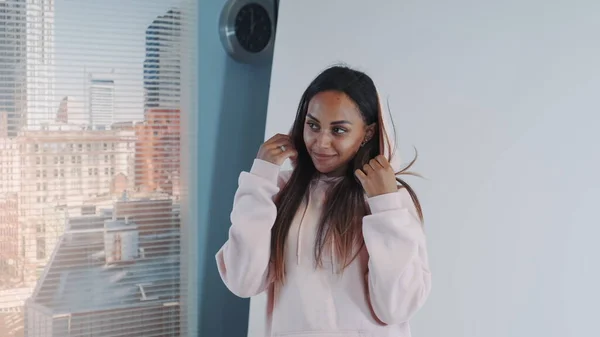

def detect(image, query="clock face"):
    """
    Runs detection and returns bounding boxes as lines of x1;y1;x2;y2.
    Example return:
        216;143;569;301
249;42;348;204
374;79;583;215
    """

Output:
234;3;272;53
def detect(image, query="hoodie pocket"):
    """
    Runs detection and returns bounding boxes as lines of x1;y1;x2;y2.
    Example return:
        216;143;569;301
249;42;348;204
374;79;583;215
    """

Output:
273;331;369;337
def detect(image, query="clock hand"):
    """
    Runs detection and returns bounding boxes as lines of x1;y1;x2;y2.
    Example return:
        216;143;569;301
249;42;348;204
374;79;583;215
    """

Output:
250;8;255;34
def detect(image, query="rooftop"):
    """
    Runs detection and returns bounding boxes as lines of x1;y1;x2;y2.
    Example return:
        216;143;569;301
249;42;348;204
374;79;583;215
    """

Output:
28;199;180;315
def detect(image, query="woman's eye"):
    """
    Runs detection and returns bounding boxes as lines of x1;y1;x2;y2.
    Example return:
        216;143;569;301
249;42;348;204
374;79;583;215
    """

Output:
333;127;347;134
307;122;319;130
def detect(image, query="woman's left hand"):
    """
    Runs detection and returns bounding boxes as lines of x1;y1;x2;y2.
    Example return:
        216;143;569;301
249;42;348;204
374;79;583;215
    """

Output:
355;155;398;198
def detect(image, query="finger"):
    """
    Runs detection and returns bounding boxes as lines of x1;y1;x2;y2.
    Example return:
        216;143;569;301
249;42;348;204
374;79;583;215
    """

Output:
354;169;367;183
282;148;298;161
289;149;299;167
267;140;293;153
265;133;290;145
362;163;374;174
269;144;298;158
374;155;390;169
268;146;288;157
273;148;297;166
268;142;287;151
265;140;284;150
265;134;282;143
269;136;293;147
369;158;385;170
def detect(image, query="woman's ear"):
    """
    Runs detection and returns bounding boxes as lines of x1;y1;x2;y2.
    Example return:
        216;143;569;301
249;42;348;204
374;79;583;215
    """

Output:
364;123;377;143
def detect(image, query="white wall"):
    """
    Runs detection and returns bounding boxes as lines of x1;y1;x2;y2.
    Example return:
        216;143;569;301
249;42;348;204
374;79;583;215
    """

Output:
249;0;600;336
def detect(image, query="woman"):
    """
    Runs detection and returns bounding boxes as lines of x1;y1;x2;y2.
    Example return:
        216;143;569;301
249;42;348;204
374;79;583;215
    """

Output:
216;65;431;337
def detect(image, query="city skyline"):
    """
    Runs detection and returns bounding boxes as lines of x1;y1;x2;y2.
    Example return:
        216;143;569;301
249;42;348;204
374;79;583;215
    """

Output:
53;0;182;125
0;1;186;336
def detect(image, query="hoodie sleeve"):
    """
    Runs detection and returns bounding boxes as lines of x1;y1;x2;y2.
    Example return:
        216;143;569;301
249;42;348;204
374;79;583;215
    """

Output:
215;159;289;298
362;189;432;324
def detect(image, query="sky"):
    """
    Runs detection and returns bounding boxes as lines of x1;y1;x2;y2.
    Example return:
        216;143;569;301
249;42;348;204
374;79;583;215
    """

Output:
53;0;183;124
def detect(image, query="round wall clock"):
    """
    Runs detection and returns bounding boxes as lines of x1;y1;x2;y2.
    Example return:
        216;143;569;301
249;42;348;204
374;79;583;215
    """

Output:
219;0;276;64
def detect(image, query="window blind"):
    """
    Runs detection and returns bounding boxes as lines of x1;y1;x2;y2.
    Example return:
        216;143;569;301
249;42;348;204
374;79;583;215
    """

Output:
0;0;196;336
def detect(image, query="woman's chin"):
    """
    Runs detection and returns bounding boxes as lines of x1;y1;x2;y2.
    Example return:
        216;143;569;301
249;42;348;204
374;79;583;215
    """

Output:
313;162;345;176
313;163;334;174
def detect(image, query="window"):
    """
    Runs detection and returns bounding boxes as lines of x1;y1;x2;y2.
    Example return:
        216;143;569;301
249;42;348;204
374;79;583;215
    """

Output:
0;1;195;336
36;238;46;260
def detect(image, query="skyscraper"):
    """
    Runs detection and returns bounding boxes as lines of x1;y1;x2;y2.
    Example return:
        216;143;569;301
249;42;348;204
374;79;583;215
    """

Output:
143;9;181;113
89;75;115;130
137;9;181;195
0;0;27;138
0;0;55;137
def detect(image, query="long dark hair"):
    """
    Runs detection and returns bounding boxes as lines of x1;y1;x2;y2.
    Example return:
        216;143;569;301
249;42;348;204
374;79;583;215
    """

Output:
270;65;423;284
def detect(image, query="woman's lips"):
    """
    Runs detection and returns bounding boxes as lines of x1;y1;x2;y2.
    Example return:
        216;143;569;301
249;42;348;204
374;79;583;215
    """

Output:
312;153;336;161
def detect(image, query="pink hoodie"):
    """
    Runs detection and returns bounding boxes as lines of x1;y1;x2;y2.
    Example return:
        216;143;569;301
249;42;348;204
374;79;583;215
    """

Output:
216;158;432;337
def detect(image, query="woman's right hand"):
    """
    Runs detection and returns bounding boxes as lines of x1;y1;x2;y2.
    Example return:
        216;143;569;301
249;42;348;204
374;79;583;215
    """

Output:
256;134;298;166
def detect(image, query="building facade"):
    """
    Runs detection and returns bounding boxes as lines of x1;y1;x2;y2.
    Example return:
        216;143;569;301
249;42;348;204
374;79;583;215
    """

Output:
144;9;181;112
24;197;181;337
0;125;136;286
139;8;182;195
0;0;56;137
89;76;115;130
135;109;180;195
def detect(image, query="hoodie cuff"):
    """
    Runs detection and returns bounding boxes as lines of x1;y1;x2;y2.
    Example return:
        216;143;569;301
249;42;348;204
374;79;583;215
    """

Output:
367;191;403;214
250;159;281;185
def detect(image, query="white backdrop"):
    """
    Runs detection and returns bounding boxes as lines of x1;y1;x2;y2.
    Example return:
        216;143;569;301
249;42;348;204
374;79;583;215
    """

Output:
248;1;600;336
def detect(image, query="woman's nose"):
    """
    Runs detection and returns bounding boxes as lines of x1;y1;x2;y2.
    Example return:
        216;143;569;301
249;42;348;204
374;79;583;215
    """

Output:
316;132;332;148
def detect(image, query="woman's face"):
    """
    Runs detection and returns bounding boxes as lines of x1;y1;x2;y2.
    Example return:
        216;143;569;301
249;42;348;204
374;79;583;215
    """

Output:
303;91;375;176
